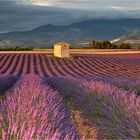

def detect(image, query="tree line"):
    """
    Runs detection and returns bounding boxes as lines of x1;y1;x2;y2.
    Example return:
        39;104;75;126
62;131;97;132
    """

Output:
84;40;131;49
0;46;33;51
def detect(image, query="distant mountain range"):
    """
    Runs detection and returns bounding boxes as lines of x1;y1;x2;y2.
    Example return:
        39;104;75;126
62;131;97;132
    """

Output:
0;19;140;48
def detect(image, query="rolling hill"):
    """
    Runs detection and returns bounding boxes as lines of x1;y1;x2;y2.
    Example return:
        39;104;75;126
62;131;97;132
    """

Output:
111;32;140;46
0;19;140;48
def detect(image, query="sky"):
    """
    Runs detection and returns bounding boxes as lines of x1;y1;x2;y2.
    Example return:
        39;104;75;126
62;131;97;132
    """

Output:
25;0;140;11
0;0;140;33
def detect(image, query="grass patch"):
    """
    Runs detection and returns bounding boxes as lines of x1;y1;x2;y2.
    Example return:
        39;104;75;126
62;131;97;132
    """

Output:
65;96;74;108
0;95;4;100
86;129;92;139
118;84;129;90
136;87;140;95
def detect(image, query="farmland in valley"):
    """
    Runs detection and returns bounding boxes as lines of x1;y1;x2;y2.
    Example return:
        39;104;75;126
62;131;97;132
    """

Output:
0;52;140;139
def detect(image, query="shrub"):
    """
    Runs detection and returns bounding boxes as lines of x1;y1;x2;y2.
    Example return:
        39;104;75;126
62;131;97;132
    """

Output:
0;75;77;139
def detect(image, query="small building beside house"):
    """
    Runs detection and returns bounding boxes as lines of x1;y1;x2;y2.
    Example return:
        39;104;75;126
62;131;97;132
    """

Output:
54;42;70;58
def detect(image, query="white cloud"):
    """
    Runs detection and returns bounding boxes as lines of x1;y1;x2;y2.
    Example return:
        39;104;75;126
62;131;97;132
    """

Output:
31;1;50;6
22;0;140;12
111;6;125;10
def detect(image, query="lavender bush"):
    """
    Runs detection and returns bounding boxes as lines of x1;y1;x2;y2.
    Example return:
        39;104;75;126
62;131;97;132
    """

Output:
107;78;140;94
80;80;140;139
47;77;140;139
0;75;77;140
77;77;140;95
0;75;18;97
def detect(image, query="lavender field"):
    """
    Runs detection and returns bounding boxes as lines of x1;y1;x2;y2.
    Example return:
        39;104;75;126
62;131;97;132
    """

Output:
0;53;140;139
0;53;140;78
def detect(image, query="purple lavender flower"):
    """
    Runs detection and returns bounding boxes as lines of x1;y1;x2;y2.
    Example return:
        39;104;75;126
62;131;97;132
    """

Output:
0;75;77;139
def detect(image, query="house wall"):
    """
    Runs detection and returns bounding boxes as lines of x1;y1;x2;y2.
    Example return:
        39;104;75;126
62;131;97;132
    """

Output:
54;45;62;57
61;44;70;58
54;44;70;58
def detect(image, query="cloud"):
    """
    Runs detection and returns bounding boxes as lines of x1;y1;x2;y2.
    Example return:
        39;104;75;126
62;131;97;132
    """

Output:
0;0;89;33
111;6;125;10
23;0;140;11
32;1;50;6
0;0;140;33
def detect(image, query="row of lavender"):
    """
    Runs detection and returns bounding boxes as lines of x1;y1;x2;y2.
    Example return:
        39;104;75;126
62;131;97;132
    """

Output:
80;79;140;139
48;77;140;139
0;53;140;78
0;75;77;139
0;75;140;139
